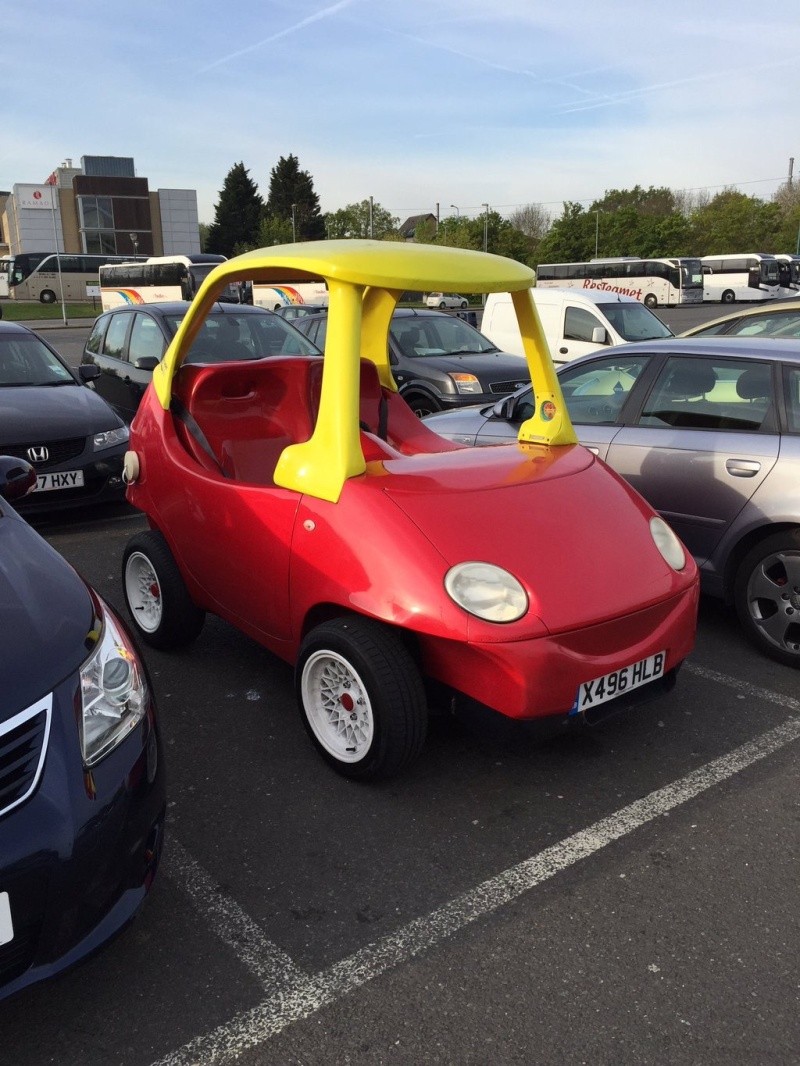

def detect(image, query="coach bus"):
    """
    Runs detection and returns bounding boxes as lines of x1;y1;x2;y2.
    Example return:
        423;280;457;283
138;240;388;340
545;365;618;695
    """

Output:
535;257;703;308
774;253;800;297
0;251;149;303
250;280;328;310
699;253;781;303
99;254;246;310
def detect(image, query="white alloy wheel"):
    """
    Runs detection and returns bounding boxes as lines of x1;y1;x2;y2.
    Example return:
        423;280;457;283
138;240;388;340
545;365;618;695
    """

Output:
300;649;375;763
125;551;164;634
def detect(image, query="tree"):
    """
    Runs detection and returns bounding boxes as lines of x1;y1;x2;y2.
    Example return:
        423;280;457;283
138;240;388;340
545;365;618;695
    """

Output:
325;200;399;239
688;190;781;254
206;163;264;256
264;155;325;240
508;204;551;247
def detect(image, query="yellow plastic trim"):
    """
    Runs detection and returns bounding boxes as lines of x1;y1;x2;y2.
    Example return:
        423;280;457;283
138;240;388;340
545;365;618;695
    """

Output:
273;280;365;503
513;289;578;446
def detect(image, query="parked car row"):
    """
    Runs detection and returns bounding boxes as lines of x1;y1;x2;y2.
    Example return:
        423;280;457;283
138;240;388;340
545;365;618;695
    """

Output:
3;248;800;1003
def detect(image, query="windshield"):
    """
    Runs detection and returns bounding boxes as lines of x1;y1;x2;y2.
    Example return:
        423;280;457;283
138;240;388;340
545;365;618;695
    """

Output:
391;315;498;357
761;261;780;284
599;302;673;341
164;311;321;362
0;332;76;387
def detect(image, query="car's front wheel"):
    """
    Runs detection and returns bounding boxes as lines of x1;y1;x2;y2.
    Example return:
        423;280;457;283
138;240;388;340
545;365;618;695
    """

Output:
296;616;427;779
405;392;441;418
122;530;205;649
734;530;800;667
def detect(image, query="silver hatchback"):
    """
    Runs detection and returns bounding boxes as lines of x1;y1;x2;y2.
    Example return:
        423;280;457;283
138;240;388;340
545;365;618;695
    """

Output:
424;337;800;667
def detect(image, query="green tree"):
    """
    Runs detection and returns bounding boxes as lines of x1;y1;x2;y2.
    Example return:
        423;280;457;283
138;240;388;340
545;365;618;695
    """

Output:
325;200;399;239
772;181;800;252
688;190;781;254
206;162;264;256
534;202;596;264
198;222;211;252
264;155;325;240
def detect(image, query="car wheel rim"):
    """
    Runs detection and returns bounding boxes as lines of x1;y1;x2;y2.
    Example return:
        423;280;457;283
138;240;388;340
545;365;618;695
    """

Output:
301;650;374;762
125;552;163;633
745;548;800;655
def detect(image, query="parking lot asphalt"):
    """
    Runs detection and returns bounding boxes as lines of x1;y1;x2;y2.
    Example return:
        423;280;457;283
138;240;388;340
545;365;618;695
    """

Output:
1;499;797;1066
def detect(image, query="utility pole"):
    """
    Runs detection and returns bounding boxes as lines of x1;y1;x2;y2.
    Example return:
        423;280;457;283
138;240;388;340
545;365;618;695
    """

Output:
789;157;795;189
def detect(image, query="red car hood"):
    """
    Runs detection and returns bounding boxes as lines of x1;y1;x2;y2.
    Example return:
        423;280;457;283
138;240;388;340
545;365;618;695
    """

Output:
379;443;693;635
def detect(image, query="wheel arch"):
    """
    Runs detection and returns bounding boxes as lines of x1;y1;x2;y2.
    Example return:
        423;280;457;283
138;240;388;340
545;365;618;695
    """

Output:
299;603;423;665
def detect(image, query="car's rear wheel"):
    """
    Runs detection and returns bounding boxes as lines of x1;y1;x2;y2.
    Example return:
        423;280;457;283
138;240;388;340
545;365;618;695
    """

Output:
734;530;800;667
460;300;468;309
122;530;205;649
721;289;736;304
439;301;446;308
644;294;658;308
296;616;427;779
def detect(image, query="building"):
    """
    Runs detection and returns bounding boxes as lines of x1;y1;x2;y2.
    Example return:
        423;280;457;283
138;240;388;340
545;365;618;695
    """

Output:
0;155;201;261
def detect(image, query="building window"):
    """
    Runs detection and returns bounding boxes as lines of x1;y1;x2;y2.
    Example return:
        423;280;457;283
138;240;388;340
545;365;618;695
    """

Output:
78;196;117;254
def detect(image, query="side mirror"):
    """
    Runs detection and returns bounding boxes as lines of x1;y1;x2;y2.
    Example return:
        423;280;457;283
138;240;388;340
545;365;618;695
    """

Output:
0;456;37;502
133;356;160;371
591;326;608;345
79;363;101;382
491;395;517;420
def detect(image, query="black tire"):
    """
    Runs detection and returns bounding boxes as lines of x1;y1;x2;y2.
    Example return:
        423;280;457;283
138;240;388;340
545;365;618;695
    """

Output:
122;530;205;649
733;529;800;667
296;616;427;780
721;290;736;305
644;294;658;308
439;301;446;308
460;300;468;309
406;393;441;418
40;289;56;304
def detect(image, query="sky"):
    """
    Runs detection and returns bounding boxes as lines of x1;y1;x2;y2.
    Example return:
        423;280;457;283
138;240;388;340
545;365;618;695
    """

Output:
3;1;798;227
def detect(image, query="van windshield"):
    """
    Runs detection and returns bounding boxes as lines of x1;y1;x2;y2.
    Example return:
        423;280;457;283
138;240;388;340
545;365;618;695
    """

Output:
599;302;673;341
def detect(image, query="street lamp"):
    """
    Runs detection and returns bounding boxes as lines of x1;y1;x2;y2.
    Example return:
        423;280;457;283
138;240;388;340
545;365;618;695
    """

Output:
594;211;601;257
291;204;297;242
450;204;460;218
129;232;139;255
482;203;489;253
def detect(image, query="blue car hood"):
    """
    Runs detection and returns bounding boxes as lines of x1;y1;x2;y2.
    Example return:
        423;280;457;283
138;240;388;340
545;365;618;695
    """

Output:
0;505;95;718
0;383;119;444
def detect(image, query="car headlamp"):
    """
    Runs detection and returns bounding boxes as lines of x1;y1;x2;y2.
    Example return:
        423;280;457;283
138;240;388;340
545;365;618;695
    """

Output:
444;561;528;622
650;516;686;571
450;373;482;395
79;599;147;766
93;426;130;450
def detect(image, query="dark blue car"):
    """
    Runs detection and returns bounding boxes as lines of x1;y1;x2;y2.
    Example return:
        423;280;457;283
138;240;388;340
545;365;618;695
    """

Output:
0;456;165;1000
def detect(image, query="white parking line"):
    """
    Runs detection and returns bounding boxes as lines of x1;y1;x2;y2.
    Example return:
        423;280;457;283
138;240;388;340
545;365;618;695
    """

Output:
154;669;800;1066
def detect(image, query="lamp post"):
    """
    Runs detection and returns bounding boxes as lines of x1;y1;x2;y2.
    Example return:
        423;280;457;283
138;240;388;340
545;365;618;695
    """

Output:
482;203;489;253
594;211;601;258
450;204;460;218
129;232;139;256
291;204;297;242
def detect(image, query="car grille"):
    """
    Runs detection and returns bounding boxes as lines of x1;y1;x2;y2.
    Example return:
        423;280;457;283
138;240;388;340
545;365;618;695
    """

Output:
0;702;50;819
1;437;86;469
489;380;527;395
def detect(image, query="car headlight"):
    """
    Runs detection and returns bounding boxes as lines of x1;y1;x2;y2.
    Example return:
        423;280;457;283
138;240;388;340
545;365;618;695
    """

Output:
450;373;482;395
79;599;147;766
650;516;686;571
444;561;528;622
93;425;130;450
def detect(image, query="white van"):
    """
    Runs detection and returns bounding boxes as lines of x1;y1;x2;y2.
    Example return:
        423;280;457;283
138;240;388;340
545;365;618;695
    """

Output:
481;287;673;364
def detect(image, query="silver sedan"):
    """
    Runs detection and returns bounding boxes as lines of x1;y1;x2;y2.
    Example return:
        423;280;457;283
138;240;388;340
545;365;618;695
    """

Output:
424;337;800;668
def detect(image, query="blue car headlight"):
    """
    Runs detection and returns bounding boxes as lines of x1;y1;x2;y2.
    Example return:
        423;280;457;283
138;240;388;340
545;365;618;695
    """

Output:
79;599;147;766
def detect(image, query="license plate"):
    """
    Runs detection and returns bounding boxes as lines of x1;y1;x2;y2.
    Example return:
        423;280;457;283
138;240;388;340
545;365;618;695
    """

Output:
0;892;13;946
572;651;665;715
34;470;84;492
